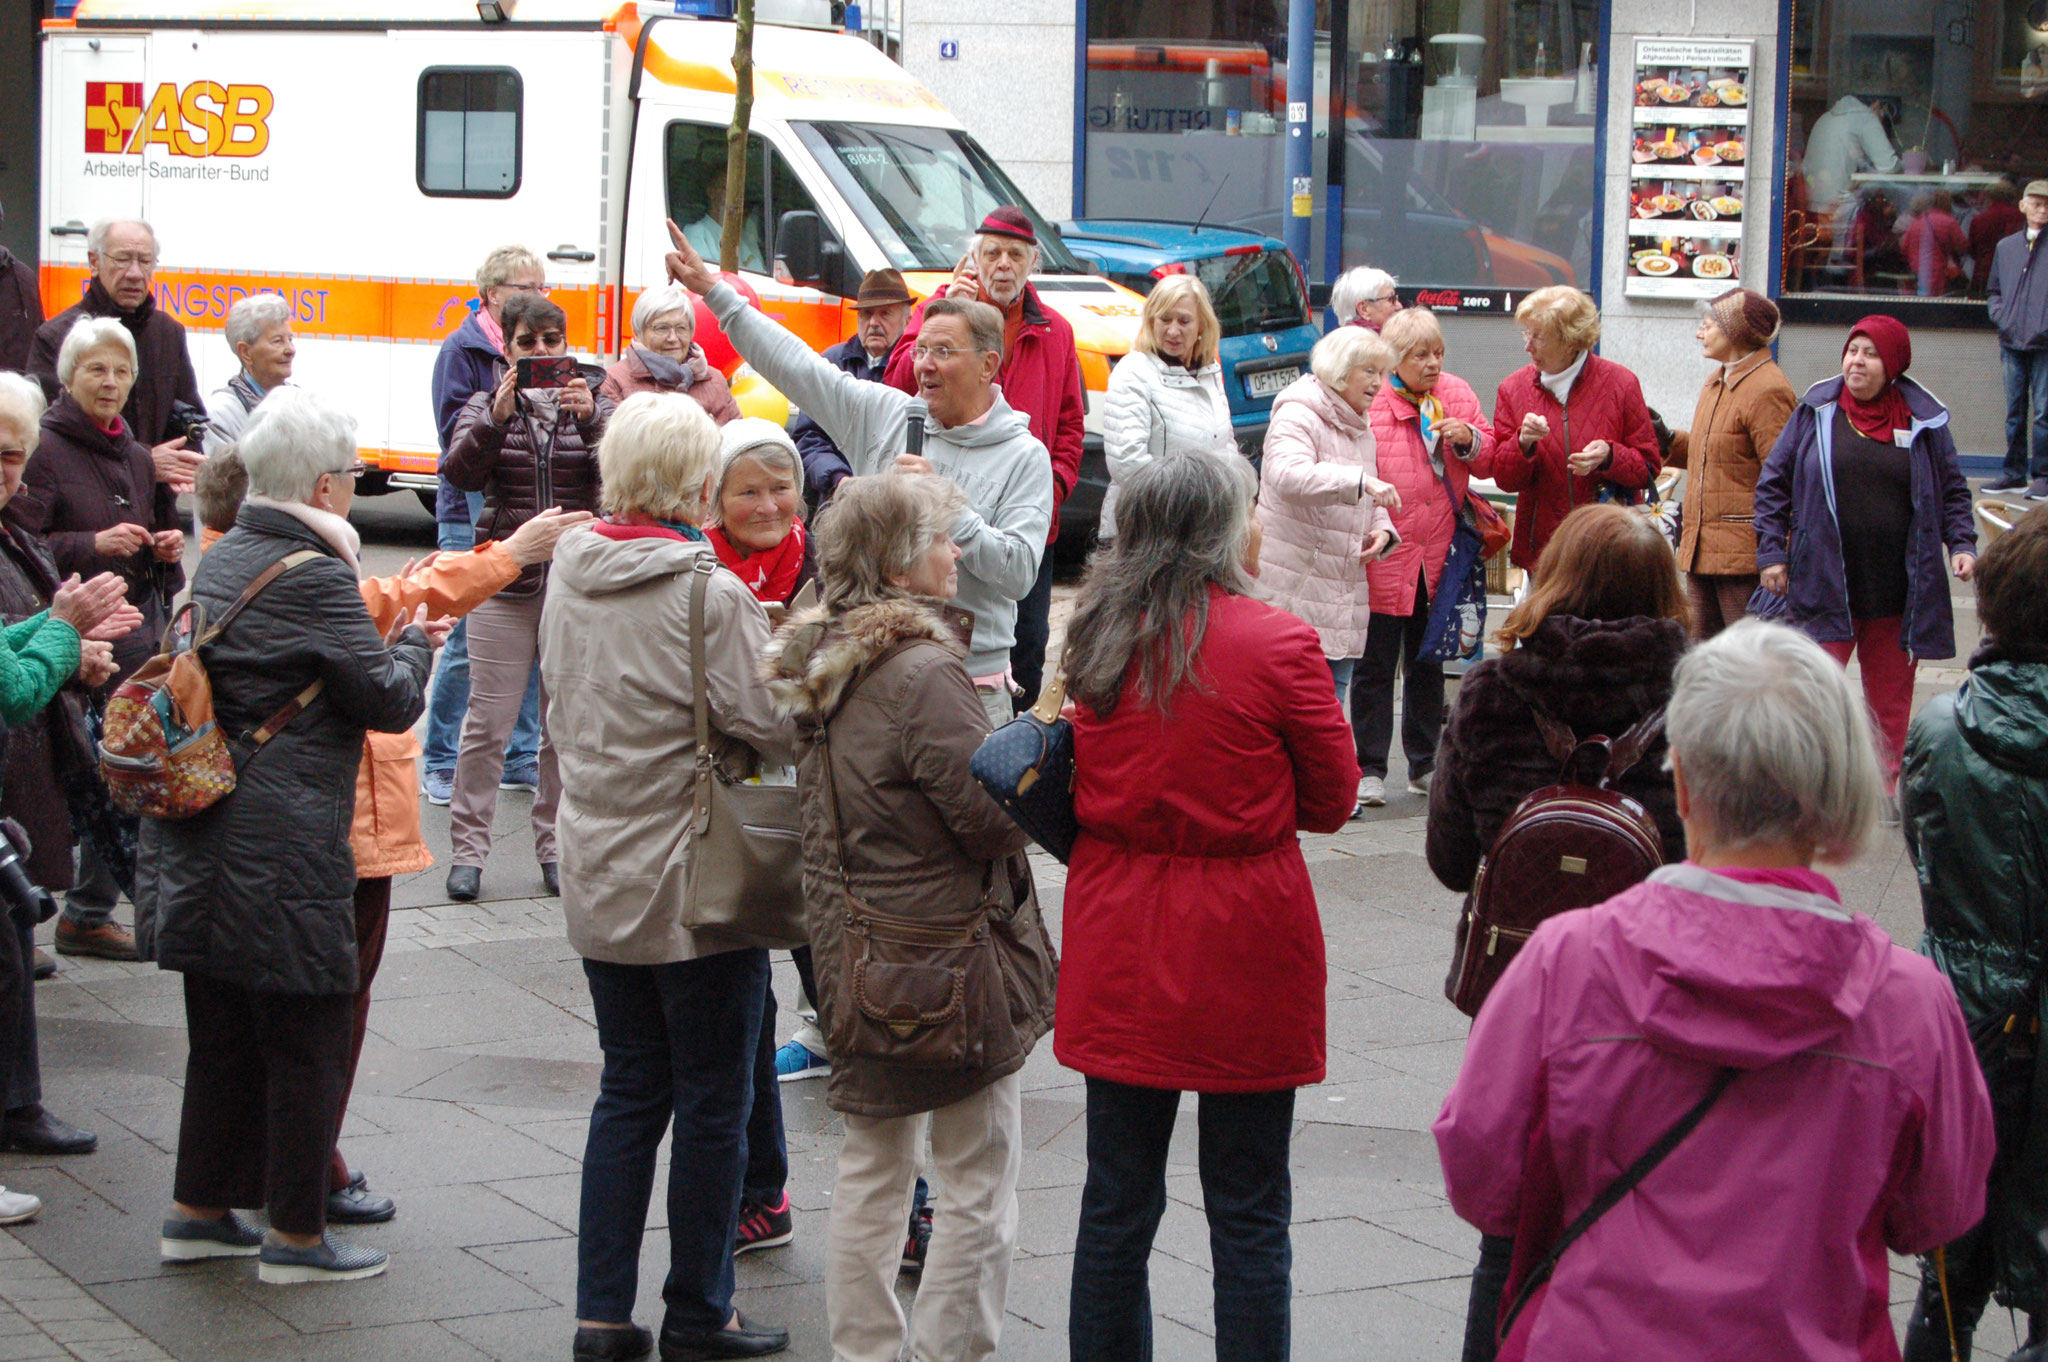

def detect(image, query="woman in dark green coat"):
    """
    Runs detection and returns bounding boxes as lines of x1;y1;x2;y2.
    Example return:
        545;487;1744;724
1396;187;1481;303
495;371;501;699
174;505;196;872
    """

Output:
1901;504;2048;1362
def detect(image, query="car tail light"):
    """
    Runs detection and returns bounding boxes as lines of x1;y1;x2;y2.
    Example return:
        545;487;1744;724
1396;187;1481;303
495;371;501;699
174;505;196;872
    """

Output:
1150;262;1187;278
1222;244;1260;257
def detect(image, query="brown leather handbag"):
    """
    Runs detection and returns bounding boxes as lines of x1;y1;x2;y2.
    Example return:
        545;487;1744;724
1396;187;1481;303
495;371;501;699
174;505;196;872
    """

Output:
1445;706;1667;1017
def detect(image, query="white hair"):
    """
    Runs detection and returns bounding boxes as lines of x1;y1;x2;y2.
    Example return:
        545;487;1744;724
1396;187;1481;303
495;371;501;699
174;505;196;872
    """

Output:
86;218;157;256
1330;266;1396;323
237;388;359;502
632;284;697;337
225;292;292;351
1665;619;1883;862
599;392;721;523
0;372;46;455
56;317;137;386
1309;323;1395;390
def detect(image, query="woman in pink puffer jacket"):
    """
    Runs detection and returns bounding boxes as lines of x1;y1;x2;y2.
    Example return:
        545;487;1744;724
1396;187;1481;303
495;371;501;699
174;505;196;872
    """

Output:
1256;326;1400;715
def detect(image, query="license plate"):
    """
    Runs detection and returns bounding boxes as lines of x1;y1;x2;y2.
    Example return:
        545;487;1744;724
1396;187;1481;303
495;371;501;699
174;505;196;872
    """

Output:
1247;366;1300;399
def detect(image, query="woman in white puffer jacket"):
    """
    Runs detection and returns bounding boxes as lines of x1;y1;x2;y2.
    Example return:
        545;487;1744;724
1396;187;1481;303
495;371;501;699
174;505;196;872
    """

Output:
1099;275;1240;541
1257;326;1401;706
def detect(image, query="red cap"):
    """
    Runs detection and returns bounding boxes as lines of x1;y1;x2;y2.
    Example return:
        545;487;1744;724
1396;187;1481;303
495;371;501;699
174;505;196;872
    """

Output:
977;206;1037;244
1844;314;1911;384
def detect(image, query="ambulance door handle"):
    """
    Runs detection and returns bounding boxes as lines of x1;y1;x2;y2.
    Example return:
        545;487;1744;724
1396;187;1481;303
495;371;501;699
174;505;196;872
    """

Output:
547;246;596;263
50;222;87;238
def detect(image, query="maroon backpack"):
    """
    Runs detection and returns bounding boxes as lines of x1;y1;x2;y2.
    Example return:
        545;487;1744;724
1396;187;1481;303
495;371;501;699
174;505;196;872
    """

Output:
1445;705;1667;1017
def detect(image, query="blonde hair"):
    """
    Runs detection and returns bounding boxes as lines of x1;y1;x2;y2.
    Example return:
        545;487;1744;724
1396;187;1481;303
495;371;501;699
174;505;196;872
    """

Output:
1309;324;1395;390
598;392;721;524
813;474;966;611
1378;306;1446;365
475;244;544;294
1515;285;1602;354
1133;274;1221;370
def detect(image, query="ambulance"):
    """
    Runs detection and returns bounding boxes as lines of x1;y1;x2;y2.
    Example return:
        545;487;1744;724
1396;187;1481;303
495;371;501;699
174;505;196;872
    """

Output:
39;0;1147;540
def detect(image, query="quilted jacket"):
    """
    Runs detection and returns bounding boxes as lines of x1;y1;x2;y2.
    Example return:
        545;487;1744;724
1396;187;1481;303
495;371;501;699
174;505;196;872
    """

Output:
441;388;612;597
1486;355;1660;568
1365;373;1495;617
1256;373;1399;658
1665;350;1798;577
1100;350;1239;541
135;507;432;996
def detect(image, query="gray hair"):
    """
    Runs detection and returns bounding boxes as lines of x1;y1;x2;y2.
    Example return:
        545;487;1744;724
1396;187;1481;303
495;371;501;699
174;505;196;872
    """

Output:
1665;619;1883;862
632;284;697;337
813;473;966;611
475;243;543;294
1065;452;1258;716
56;317;137;386
712;417;803;524
86;218;156;255
1329;265;1396;323
1310;324;1395;390
0;372;46;455
237;388;359;502
225;292;292;352
922;295;1004;357
599;392;721;523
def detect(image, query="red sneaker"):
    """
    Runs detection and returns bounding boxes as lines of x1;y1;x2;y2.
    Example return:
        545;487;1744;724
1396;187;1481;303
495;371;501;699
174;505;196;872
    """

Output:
734;1192;793;1255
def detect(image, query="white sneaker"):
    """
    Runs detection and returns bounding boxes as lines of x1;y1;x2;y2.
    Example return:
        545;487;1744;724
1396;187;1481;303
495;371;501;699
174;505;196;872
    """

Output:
1358;776;1386;808
0;1187;42;1225
1407;771;1433;797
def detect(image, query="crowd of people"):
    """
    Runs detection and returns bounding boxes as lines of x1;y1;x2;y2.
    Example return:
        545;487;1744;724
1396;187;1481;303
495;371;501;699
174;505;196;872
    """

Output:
0;201;2037;1362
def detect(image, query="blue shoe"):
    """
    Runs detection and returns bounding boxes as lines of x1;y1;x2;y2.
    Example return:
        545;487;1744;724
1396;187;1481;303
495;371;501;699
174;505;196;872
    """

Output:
160;1209;263;1261
257;1231;388;1285
774;1040;829;1083
422;769;454;806
499;762;539;794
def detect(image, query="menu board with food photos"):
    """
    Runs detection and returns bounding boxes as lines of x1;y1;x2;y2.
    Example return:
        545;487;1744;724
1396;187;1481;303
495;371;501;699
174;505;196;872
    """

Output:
1626;38;1754;299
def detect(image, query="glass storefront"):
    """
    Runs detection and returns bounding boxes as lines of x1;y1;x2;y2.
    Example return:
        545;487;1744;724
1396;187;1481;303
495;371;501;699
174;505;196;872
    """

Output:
1082;1;1598;290
1785;0;2048;304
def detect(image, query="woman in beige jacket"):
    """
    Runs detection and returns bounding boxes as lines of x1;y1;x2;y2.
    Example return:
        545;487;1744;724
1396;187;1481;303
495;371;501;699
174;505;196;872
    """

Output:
537;392;793;1362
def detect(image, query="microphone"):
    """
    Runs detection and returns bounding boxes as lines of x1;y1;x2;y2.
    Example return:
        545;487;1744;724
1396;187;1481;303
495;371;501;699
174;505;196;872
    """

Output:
903;397;928;459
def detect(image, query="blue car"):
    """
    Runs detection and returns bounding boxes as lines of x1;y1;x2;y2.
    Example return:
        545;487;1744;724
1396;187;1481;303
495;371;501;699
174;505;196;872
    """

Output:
1056;219;1320;463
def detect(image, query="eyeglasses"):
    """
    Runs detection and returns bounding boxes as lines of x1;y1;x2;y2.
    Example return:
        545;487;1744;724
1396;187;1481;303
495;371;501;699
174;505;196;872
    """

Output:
500;282;549;296
332;463;369;480
642;322;691;339
516;331;568;349
1371;291;1399;304
103;252;157;272
912;345;976;362
0;448;26;461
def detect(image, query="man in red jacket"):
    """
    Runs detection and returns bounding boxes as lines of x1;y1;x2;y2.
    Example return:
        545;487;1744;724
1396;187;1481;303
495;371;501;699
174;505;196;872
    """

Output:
886;207;1083;712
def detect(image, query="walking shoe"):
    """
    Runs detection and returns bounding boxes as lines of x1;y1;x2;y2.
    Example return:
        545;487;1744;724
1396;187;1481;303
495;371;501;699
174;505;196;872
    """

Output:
733;1192;792;1254
422;769;454;805
1983;473;2027;493
0;1188;41;1226
574;1323;654;1362
541;861;561;897
2;1107;97;1155
257;1231;389;1284
656;1310;788;1360
1358;776;1387;808
773;1041;829;1082
1407;771;1433;797
326;1170;396;1225
899;1198;933;1275
500;762;540;794
447;865;481;902
53;919;139;961
160;1209;262;1260
31;948;55;980
2030;478;2048;500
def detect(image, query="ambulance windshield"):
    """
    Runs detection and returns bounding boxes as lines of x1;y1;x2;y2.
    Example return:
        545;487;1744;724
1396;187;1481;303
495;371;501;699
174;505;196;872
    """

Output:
794;122;1084;274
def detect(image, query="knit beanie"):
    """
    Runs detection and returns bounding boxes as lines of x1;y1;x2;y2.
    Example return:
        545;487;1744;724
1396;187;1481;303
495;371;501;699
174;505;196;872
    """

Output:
1844;314;1912;382
718;416;799;474
1707;287;1781;354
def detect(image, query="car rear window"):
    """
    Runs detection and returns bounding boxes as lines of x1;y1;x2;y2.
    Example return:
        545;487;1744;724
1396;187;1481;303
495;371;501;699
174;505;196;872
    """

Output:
1190;249;1309;337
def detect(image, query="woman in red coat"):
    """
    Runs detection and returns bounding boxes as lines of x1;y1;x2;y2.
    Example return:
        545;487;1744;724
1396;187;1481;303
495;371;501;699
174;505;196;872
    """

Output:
1485;287;1659;569
1058;452;1360;1362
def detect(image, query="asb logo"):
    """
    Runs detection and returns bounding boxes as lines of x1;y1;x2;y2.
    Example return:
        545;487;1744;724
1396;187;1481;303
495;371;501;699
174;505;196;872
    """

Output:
84;81;273;157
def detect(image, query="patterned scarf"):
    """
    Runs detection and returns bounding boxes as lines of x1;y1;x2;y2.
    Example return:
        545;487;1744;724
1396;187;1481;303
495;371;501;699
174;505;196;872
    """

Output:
1387;372;1446;458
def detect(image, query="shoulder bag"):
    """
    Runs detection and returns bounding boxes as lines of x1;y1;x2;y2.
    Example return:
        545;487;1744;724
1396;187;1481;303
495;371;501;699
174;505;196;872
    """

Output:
970;668;1077;863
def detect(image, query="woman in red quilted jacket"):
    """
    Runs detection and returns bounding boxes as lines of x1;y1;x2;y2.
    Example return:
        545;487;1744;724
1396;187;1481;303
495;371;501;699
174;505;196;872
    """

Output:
1058;452;1359;1362
1485;288;1660;569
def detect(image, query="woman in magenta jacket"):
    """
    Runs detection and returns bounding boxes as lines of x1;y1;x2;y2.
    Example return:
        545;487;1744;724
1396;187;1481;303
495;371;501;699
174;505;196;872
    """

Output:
1354;305;1496;807
1058;453;1359;1362
1486;287;1660;569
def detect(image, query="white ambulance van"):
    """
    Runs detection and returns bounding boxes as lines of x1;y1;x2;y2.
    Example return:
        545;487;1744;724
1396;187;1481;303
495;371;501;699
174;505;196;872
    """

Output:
39;0;1143;543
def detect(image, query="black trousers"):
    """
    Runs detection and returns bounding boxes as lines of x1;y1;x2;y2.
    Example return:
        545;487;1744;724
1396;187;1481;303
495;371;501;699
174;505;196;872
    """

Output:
174;972;354;1236
1010;550;1058;714
0;917;25;1114
1350;568;1445;780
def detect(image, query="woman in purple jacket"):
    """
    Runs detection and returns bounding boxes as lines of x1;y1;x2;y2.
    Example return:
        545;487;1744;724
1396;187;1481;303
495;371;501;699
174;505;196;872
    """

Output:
1753;316;1976;794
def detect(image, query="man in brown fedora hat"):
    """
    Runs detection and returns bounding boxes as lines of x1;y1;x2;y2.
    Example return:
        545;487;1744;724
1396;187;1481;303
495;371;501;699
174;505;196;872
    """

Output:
791;268;915;509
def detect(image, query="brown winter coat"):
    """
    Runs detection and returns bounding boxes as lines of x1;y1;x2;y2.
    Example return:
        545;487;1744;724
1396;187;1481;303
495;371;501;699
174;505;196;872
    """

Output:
440;388;612;597
763;596;1057;1120
1666;349;1797;577
0;523;90;889
598;344;741;425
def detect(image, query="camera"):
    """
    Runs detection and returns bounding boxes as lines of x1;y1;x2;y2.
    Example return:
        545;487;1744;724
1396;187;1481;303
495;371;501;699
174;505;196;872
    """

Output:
168;400;211;447
0;819;56;931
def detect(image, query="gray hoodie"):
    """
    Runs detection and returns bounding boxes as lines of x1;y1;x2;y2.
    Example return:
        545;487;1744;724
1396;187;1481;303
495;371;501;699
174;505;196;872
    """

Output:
704;281;1052;677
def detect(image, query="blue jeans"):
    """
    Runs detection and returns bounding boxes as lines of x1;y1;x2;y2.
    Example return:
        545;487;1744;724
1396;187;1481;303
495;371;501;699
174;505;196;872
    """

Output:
2003;346;2048;480
423;496;541;774
1327;657;1355;707
1069;1077;1295;1362
742;976;788;1206
577;949;767;1330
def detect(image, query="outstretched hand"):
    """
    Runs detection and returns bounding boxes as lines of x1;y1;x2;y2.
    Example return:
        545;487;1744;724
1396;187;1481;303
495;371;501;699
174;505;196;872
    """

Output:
664;220;720;294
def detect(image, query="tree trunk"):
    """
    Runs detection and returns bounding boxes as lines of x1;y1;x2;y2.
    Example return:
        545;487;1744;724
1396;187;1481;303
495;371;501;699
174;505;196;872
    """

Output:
720;0;755;275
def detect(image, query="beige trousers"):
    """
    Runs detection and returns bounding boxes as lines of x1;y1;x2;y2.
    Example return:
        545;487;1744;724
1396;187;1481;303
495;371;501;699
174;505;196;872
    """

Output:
448;589;558;867
976;685;1013;732
826;1071;1022;1362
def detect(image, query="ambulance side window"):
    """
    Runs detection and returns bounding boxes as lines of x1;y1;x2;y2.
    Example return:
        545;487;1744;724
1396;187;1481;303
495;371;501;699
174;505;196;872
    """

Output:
663;122;823;277
418;68;522;198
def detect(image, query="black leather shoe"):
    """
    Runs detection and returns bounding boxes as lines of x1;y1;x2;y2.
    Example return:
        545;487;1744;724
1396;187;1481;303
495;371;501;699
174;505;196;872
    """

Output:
574;1323;653;1362
2;1107;98;1155
541;861;560;897
658;1311;789;1361
447;865;481;902
326;1170;396;1224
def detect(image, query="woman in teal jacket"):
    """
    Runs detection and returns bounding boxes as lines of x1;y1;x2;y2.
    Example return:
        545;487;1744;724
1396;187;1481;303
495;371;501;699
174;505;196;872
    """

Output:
1901;505;2048;1361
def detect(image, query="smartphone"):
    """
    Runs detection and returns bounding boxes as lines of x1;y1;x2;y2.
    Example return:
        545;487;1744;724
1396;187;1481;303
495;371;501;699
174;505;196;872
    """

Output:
516;355;578;389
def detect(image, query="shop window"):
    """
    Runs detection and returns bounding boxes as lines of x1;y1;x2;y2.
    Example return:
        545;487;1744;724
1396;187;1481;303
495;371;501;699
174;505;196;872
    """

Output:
1784;0;2047;307
418;68;522;198
1082;0;1596;291
664;123;826;280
